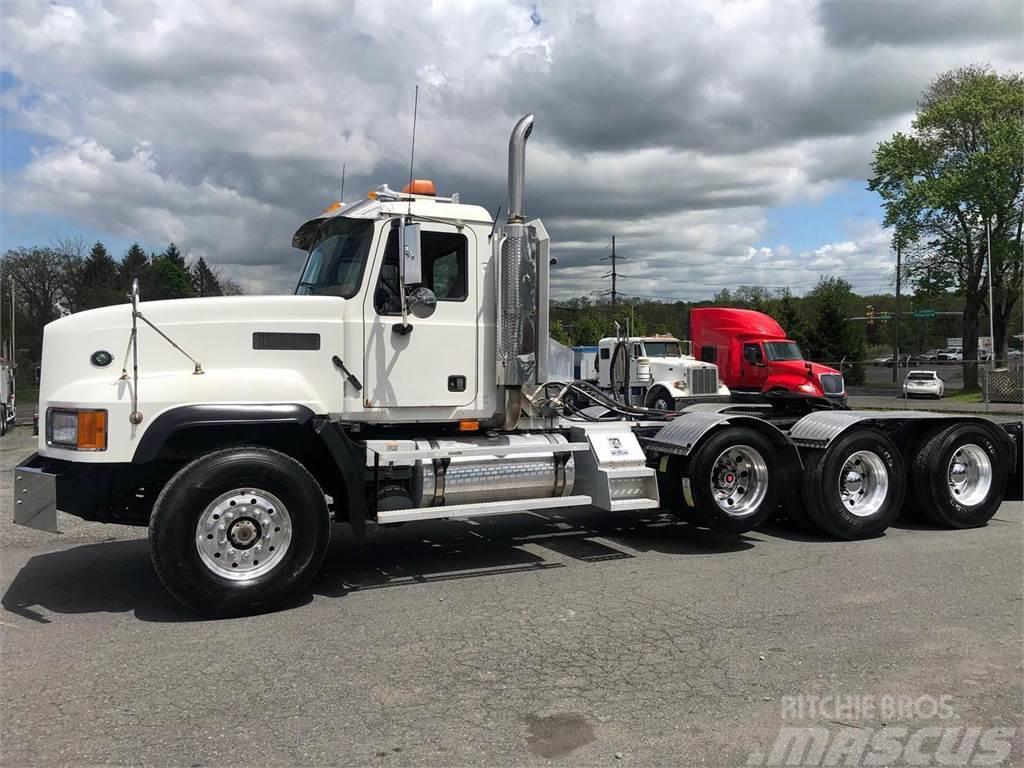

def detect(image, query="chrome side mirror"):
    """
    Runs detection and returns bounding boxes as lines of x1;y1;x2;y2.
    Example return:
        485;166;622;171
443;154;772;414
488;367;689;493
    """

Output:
400;222;422;284
406;286;437;319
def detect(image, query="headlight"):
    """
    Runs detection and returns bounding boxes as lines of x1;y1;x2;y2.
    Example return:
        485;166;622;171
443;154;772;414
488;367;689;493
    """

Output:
673;379;688;390
798;382;818;394
46;408;107;451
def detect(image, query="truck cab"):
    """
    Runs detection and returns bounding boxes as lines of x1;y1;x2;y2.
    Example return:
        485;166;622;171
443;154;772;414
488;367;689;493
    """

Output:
690;307;846;405
595;335;728;408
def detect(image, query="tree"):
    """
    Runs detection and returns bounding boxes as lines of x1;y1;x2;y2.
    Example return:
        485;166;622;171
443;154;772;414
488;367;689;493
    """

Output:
0;246;79;373
73;242;123;311
161;242;186;268
147;254;195;300
804;276;866;384
869;65;1023;387
120;243;150;294
191;257;223;297
771;288;807;349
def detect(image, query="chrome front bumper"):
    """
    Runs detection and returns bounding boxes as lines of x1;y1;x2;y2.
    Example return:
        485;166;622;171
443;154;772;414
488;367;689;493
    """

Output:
13;453;59;533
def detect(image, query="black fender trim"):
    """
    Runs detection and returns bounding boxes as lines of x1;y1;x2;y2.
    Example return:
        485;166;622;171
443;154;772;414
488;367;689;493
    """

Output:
132;404;316;464
313;418;366;537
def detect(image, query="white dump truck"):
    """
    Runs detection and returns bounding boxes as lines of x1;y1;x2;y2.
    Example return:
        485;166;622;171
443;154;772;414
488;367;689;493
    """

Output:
594;334;729;409
14;115;1021;616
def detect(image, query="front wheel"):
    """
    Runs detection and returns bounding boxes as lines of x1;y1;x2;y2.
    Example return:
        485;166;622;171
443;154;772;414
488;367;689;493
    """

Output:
149;447;331;617
802;430;905;539
645;387;675;412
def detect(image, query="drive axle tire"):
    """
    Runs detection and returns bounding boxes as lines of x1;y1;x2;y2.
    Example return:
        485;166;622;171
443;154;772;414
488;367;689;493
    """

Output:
907;424;1009;528
669;427;781;534
149;447;330;617
802;430;905;540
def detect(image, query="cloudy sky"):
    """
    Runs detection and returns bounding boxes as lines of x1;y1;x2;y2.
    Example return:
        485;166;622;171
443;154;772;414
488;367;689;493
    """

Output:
1;0;1021;300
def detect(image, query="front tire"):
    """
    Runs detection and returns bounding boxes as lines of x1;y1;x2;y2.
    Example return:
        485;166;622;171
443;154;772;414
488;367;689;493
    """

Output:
906;424;1009;528
645;387;675;412
802;430;905;539
149;447;331;617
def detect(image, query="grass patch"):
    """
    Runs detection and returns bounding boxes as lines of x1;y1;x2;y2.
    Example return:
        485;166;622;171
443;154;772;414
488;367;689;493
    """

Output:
946;388;983;403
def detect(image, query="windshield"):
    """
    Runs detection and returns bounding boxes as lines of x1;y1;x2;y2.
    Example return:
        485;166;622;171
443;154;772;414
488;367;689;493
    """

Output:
295;218;374;297
908;372;935;381
643;341;682;358
764;341;804;361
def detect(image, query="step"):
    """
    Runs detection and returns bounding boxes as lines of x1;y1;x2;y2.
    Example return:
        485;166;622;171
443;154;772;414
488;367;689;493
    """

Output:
377;494;593;524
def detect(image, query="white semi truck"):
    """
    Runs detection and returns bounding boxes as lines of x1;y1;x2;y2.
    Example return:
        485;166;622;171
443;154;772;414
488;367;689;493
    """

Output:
594;334;729;409
14;115;1021;616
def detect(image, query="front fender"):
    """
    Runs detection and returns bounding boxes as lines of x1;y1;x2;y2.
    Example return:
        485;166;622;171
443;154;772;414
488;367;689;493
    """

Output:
40;368;328;464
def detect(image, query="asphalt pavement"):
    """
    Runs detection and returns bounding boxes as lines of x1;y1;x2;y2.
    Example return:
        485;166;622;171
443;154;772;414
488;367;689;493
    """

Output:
1;426;1022;767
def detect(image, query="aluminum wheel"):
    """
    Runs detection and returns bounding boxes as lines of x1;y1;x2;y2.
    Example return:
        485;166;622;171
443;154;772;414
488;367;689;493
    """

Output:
195;489;292;581
709;445;769;518
947;444;992;507
837;450;889;517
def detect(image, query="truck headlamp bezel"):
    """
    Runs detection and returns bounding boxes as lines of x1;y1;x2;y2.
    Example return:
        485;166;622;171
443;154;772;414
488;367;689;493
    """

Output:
46;408;108;451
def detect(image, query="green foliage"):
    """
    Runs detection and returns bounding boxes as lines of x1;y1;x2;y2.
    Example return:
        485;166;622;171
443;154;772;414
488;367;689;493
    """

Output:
191;257;224;297
147;253;196;301
869;65;1023;385
120;243;150;292
74;242;123;310
803;277;867;383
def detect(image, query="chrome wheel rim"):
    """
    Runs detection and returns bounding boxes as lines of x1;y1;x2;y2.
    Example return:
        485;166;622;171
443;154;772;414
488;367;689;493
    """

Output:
838;450;888;518
196;489;292;581
654;396;672;410
947;444;992;506
709;445;769;517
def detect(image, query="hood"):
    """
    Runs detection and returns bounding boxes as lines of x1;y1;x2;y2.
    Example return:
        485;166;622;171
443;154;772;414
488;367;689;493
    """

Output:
41;294;347;404
767;359;841;377
47;294;345;335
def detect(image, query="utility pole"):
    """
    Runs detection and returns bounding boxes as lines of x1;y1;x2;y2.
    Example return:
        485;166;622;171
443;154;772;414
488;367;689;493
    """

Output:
892;240;901;384
601;235;626;307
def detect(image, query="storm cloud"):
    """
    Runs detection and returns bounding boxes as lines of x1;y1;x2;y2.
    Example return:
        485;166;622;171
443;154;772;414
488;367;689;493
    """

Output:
1;0;1020;298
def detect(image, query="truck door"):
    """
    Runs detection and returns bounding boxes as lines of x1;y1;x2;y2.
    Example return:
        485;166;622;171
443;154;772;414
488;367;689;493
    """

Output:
738;341;768;391
362;222;478;408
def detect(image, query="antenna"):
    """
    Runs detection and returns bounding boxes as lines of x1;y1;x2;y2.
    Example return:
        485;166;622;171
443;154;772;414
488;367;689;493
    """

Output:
340;162;346;204
406;84;419;217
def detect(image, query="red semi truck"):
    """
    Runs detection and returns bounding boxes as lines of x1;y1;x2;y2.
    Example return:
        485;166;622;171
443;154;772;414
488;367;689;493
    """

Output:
690;307;847;406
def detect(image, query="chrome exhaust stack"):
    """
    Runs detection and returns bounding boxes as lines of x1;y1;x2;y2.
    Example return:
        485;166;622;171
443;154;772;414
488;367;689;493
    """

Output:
495;114;549;417
507;114;534;224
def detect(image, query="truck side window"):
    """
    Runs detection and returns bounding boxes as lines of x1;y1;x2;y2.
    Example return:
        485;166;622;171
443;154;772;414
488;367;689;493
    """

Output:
743;343;763;365
700;346;717;363
374;230;469;314
600;348;610;360
424;233;467;301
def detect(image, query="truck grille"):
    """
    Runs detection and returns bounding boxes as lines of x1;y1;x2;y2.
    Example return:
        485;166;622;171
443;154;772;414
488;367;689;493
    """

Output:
819;373;845;396
690;367;718;395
